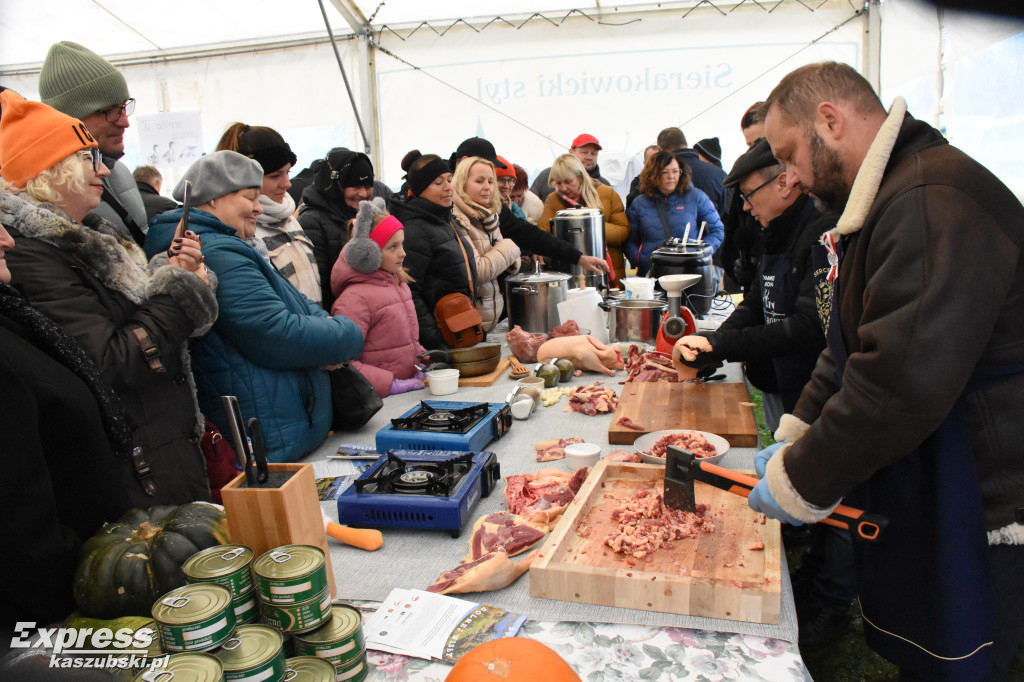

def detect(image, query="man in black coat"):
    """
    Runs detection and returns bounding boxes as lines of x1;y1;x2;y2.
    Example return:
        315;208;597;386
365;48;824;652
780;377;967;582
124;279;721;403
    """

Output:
133;165;178;225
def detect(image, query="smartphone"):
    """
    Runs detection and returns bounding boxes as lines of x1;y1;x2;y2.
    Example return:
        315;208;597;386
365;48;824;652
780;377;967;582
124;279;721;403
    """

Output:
175;180;192;241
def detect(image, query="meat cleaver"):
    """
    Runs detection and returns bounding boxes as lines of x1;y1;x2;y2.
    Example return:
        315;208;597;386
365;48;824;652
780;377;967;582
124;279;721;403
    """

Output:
663;446;888;542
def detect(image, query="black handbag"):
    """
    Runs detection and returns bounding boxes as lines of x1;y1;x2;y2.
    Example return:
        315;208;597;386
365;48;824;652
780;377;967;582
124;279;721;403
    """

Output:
328;364;383;430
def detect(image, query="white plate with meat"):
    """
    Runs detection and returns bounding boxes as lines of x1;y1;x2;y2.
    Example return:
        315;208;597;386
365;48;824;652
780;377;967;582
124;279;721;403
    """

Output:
633;429;730;464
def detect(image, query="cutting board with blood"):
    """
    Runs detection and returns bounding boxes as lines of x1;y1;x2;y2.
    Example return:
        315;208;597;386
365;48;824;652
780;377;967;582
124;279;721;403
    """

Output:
530;461;780;624
608;381;758;446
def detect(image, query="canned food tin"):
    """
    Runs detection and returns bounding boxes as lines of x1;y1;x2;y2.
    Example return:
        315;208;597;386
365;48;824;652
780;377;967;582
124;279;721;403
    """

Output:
232;589;259;626
152;584;235;653
132;652;225;682
214;625;286;682
253;546;327;605
259;588;332;634
282;656;335;682
184;545;255;597
334;657;368;682
291;605;364;668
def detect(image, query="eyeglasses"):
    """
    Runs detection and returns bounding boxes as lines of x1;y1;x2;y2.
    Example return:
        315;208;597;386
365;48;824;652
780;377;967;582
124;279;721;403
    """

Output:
79;148;102;172
98;98;135;123
739;175;775;205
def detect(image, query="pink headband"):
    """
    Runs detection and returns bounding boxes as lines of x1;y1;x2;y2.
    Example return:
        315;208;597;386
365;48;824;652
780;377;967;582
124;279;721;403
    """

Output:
369;215;403;248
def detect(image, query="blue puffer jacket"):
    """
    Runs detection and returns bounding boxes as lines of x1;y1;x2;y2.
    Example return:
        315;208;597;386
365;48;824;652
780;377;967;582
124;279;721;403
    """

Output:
625;188;724;275
146;208;363;462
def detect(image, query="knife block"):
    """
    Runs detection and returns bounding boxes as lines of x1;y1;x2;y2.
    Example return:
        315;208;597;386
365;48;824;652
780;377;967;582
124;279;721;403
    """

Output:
220;463;336;597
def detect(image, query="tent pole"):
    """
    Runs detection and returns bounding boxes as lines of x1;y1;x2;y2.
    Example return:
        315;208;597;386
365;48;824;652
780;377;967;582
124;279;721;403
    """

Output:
865;0;882;93
317;0;371;154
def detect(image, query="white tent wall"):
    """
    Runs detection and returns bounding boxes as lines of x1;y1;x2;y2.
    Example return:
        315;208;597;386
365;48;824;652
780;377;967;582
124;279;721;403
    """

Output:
371;2;866;188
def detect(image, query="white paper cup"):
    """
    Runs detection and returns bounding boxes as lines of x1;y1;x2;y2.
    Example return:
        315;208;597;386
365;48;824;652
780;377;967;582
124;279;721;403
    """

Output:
426;368;460;395
564;442;602;470
623;277;655;300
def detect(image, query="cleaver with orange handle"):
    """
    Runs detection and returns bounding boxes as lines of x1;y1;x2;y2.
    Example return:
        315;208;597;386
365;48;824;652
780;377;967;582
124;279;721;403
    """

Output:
663;445;888;542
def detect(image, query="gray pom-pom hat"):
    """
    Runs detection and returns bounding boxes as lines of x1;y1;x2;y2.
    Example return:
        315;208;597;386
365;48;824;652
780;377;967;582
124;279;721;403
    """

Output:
345;197;404;273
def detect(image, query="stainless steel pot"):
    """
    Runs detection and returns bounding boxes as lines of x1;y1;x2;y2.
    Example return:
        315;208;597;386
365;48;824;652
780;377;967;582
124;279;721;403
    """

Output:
505;264;571;334
602;299;667;345
551;207;607;289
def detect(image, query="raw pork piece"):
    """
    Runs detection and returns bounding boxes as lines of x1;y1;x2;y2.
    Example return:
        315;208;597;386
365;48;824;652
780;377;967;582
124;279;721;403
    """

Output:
463;512;549;563
505;467;588;526
506;325;548;364
537;336;623;376
534;437;584;462
605;450;643;463
603;488;715;559
567;382;619;415
645;431;717;459
615;416;645;430
549;320;581;337
426;551;535;594
624;346;680;382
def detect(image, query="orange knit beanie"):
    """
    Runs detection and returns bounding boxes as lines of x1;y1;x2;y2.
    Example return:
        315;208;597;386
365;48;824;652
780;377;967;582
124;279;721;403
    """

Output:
0;89;97;188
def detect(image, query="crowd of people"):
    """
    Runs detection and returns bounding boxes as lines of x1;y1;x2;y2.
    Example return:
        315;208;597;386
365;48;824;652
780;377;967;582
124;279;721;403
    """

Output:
1;39;1021;681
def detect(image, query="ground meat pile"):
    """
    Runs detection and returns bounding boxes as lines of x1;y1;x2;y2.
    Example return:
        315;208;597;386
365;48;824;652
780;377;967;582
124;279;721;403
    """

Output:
646;431;717;459
624;346;678;382
604;488;715;559
567;382;619;415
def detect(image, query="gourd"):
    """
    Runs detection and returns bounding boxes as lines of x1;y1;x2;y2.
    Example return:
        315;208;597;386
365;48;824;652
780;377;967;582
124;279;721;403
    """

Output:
73;503;229;619
445;638;581;682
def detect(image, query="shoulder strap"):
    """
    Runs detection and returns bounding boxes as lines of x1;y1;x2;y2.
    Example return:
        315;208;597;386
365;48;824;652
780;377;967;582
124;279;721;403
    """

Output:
449;220;476;297
654;197;673;240
101;186;148;247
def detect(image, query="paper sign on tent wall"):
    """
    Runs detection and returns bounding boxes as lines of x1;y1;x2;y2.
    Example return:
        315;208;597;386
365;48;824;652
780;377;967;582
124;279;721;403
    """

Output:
137;111;204;190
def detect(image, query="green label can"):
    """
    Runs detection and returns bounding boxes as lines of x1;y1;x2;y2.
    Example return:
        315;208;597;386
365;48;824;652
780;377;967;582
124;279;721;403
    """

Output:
282;656;335;682
259;588;332;634
334;657;368;682
290;605;365;669
151;584;235;653
184;545;255;597
253;546;327;605
214;624;286;682
233;588;260;626
132;652;225;682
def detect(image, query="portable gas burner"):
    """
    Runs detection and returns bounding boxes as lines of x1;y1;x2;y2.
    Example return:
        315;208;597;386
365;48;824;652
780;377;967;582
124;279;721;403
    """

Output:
336;450;500;537
375;401;512;453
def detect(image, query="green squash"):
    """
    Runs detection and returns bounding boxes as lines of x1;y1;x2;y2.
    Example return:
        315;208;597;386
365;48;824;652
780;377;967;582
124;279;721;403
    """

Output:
73;503;229;619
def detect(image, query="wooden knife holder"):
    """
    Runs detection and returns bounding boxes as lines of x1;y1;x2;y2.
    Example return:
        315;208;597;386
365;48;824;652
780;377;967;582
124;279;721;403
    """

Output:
220;463;336;597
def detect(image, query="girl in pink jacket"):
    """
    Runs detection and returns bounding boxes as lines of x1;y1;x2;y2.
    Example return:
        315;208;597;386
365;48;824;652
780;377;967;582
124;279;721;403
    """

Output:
331;199;426;397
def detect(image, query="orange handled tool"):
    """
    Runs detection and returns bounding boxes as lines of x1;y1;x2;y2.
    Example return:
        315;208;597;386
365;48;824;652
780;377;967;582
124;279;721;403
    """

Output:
663;445;887;542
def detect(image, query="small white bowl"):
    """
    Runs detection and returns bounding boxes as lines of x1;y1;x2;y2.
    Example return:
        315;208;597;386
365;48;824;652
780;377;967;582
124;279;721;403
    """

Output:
426;368;460;396
564;442;602;470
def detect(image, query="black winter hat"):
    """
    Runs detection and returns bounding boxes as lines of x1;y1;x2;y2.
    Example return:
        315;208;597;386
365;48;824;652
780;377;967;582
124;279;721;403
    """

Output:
693;137;722;167
314;148;374;191
235;125;297;174
450;136;506;170
723;138;779;188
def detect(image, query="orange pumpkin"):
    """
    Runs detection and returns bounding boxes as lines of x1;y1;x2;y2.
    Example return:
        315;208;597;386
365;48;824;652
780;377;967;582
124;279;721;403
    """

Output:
446;637;581;681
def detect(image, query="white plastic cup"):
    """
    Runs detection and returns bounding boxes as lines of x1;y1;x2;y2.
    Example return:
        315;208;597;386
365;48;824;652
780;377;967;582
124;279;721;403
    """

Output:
623;276;655;300
426;368;460;395
564;442;602;470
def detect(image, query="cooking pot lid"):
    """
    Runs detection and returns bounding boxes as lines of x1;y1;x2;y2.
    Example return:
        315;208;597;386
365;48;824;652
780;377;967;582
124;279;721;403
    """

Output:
507;268;571;284
554;207;602;219
605;298;667;309
653;241;709;256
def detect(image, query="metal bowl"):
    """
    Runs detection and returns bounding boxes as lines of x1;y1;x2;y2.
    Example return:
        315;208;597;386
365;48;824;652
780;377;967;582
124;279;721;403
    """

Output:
449;354;502;377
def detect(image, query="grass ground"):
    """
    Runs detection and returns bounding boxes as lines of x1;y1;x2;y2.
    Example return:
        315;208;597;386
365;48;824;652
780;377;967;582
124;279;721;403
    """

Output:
749;389;1023;681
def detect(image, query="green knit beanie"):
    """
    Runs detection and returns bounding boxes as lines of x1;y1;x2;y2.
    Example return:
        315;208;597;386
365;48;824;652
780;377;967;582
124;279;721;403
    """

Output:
39;41;130;120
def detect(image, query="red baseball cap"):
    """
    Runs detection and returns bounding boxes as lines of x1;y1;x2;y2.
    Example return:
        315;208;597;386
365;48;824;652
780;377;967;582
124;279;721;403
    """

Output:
571;133;602;150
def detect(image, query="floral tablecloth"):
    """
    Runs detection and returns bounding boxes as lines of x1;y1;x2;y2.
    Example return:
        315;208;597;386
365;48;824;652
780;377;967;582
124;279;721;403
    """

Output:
352;601;810;681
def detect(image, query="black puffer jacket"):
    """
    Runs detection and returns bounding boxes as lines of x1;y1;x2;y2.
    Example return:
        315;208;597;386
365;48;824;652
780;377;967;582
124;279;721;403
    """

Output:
390;195;478;350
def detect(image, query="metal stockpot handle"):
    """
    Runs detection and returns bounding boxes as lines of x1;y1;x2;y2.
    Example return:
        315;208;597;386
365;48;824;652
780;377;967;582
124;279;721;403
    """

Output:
511;286;538;295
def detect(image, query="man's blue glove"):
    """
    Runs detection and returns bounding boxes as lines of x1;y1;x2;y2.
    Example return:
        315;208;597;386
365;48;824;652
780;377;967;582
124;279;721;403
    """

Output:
754;441;787;478
748;478;803;526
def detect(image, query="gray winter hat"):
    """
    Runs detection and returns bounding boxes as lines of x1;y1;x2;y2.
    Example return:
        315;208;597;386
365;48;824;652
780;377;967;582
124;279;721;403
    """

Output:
39;41;130;120
345;198;392;273
173;151;264;204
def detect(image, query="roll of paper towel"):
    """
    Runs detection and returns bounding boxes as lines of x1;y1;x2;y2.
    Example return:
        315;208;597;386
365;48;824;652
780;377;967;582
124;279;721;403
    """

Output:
557;288;608;343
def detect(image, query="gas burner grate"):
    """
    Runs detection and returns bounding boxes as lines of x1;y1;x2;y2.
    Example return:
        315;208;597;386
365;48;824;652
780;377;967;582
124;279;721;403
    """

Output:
354;451;474;497
390;401;492;434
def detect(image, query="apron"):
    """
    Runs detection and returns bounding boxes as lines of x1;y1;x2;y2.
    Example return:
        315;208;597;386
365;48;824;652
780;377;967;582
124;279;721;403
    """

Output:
811;234;996;680
760;248;818;412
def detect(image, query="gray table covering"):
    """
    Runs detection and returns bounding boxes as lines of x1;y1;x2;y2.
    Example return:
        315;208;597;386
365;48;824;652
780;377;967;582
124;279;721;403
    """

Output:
305;320;798;643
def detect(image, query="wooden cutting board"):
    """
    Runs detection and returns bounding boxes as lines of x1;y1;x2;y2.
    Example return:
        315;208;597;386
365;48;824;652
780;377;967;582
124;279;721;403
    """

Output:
530;461;781;624
608;381;758;446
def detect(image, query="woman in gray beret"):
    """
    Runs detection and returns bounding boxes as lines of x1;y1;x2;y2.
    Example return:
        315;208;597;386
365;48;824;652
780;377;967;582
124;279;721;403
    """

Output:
146;151;364;463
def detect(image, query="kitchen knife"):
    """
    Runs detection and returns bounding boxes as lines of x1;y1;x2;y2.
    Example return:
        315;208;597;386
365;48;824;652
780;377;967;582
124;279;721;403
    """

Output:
221;395;256;485
246;416;270;484
663;445;887;542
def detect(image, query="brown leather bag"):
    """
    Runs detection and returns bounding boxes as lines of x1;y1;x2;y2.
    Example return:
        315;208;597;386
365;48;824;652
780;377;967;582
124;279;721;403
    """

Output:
434;292;485;348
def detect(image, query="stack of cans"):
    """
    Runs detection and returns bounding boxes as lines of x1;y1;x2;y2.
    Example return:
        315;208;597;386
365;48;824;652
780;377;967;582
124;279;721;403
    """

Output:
291;605;368;682
183;545;259;626
252;545;333;634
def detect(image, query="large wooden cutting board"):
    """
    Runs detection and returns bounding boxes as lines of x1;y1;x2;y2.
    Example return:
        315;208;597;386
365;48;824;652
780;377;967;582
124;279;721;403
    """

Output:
530;461;781;624
608;381;758;446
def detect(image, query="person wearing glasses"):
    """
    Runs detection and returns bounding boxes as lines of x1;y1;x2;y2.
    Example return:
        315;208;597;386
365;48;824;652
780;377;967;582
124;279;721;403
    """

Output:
624;150;724;276
39;41;149;245
0;91;216;506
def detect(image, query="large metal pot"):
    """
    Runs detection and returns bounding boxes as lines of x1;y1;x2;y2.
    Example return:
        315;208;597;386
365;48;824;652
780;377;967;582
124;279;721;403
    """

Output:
551;207;607;290
602;299;667;345
505;264;571;334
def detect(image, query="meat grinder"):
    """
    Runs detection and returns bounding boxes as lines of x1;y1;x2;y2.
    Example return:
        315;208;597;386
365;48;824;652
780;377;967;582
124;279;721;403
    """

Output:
655;274;700;355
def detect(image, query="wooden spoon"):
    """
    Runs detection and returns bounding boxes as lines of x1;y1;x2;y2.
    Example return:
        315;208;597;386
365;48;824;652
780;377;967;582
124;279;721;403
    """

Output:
508;355;531;378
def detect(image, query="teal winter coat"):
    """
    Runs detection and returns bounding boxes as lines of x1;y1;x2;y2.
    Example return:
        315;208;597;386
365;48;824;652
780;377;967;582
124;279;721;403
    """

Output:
147;208;363;462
